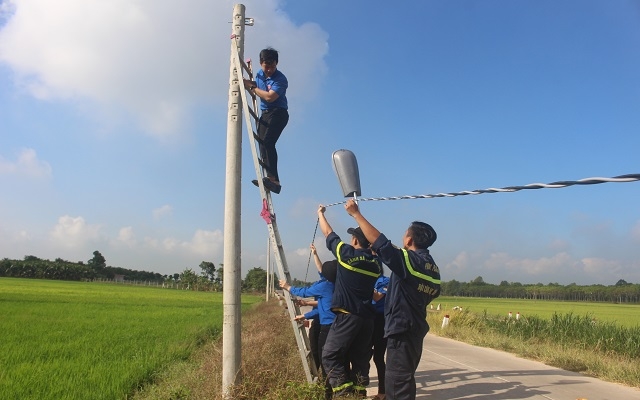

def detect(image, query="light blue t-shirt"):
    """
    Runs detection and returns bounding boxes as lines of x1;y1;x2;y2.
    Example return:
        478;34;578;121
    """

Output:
256;69;288;110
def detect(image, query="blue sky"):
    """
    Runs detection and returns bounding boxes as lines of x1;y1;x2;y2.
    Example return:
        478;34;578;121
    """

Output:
1;0;639;285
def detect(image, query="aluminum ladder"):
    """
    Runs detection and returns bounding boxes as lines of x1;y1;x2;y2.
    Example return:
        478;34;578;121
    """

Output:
231;46;318;383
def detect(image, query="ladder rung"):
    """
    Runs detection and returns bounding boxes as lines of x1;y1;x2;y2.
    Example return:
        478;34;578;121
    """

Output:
239;59;252;75
248;107;259;121
252;132;263;144
258;158;269;170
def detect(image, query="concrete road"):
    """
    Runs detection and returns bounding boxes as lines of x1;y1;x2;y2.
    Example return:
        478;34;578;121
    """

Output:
365;335;640;400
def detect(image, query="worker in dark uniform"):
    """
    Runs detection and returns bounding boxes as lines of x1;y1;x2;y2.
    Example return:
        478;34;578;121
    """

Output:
317;204;381;398
344;199;441;400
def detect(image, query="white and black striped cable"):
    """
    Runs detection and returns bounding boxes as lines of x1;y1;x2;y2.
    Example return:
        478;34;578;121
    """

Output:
324;174;640;207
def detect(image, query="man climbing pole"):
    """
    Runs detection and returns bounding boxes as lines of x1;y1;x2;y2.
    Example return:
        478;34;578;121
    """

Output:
244;47;289;194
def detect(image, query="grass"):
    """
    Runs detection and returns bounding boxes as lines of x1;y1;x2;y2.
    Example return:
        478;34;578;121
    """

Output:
4;279;639;398
427;308;640;388
434;296;640;328
428;297;640;387
138;295;640;398
132;299;327;400
0;278;261;400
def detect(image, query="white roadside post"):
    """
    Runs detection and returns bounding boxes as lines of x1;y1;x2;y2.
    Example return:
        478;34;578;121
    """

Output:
222;4;245;398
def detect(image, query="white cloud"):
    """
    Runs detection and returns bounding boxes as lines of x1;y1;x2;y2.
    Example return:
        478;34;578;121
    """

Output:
513;253;574;276
0;0;328;140
162;237;179;251
449;249;640;285
444;250;472;277
548;238;570;252
576;257;624;278
0;148;52;178
143;236;159;248
0;227;31;250
483;251;574;277
113;226;136;247
49;215;101;248
140;228;222;257
152;204;173;220
15;230;30;241
182;229;222;256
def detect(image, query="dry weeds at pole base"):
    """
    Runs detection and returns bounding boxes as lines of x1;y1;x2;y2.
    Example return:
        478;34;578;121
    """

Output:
133;299;324;400
230;300;323;399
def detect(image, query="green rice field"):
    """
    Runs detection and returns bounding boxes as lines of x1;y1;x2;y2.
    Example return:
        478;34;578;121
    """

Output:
0;278;261;400
3;278;638;399
436;296;640;328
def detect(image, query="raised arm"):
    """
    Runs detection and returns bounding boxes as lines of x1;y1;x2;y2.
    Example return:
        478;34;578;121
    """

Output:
344;199;381;245
310;243;322;273
317;204;334;238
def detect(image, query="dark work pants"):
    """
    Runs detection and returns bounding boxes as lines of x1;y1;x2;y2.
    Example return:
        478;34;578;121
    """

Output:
258;108;289;182
309;318;321;370
385;331;425;400
318;324;332;371
370;313;387;394
322;313;373;396
318;323;333;400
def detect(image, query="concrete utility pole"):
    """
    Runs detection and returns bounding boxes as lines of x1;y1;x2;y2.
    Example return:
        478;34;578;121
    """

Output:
222;4;245;398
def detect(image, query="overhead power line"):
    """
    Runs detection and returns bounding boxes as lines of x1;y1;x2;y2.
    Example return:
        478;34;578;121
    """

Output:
325;174;640;207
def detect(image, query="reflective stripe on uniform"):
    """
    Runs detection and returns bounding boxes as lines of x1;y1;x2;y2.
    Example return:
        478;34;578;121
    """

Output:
336;242;381;278
333;381;353;393
401;249;441;285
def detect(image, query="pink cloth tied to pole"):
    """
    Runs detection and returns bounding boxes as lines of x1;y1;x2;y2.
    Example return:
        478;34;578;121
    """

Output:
260;199;274;224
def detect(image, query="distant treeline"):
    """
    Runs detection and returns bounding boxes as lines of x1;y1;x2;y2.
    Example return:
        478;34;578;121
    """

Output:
0;254;262;293
3;255;639;303
442;276;640;303
0;256;165;282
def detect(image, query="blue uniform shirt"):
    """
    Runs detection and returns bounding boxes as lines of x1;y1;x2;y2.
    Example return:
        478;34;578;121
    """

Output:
304;299;321;322
256;69;288;110
372;274;390;314
304;307;319;320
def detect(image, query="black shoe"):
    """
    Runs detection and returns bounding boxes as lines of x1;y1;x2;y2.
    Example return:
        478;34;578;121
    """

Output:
252;178;281;194
263;178;282;194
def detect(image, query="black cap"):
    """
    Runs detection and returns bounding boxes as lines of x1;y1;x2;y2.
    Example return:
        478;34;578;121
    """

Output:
347;227;370;248
321;260;337;283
